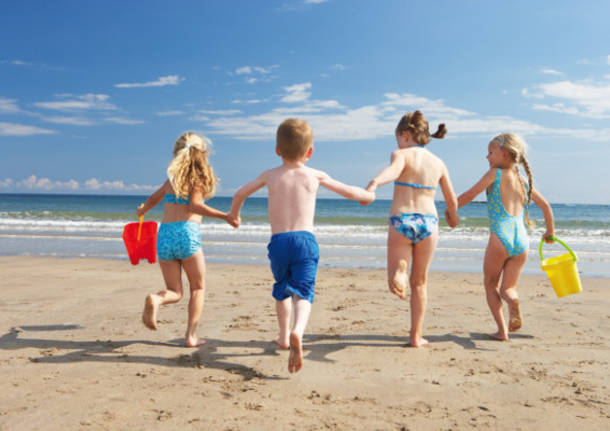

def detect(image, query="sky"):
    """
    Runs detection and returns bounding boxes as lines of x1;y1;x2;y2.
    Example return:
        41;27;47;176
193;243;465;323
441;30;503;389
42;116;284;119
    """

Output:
1;0;609;204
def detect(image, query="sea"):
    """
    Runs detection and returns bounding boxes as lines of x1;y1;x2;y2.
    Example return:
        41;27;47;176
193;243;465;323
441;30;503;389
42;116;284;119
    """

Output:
1;193;609;278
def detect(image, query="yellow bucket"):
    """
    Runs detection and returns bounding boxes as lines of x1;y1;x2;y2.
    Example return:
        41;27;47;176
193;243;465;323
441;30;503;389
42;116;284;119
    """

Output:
539;236;582;298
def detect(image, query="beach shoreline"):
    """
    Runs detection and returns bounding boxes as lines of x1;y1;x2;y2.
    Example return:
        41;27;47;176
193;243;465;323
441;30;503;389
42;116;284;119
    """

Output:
1;256;608;430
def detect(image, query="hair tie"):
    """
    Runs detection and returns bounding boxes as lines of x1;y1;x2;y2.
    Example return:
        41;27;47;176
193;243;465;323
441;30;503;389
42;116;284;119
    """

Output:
184;143;191;149
498;136;505;146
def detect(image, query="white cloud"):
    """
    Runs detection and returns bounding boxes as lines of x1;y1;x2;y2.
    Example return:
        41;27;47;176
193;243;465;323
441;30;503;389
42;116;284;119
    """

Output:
0;175;158;192
104;117;145;125
200;109;242;115
534;80;610;119
540;68;562;76
11;60;32;66
114;75;185;88
0;122;56;136
34;94;117;111
281;83;312;103
0;97;21;113
42;116;96;126
331;63;347;70
199;83;610;143
305;0;328;3
232;99;265;105
607;55;610;65
235;65;277;75
155;110;183;116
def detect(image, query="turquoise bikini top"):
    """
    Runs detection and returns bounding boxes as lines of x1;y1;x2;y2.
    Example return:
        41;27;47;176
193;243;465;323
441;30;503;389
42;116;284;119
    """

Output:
163;194;204;205
394;181;436;190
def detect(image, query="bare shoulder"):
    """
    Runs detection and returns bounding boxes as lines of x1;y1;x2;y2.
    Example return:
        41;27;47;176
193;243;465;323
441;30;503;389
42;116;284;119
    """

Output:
304;165;330;180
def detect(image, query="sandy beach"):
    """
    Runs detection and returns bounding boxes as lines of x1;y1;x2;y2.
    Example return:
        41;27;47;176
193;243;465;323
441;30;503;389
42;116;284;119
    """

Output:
0;256;608;430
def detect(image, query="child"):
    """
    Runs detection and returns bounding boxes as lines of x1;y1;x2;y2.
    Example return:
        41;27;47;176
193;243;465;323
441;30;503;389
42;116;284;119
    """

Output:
456;133;554;341
137;132;237;347
227;118;375;373
365;110;458;348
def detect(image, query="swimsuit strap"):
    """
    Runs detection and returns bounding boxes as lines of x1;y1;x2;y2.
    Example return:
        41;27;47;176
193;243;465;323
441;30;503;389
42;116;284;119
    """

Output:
394;181;436;190
163;194;191;205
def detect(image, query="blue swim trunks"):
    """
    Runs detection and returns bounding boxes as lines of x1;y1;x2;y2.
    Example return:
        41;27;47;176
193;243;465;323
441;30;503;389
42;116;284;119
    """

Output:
389;213;439;244
157;221;202;261
267;231;319;303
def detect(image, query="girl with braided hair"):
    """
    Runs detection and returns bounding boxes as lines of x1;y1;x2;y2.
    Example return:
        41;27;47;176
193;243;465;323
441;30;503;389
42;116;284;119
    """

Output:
457;133;554;341
137;132;238;347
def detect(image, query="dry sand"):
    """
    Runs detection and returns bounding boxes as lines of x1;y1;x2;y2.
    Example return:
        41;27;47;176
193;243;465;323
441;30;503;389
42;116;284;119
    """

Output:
0;256;608;430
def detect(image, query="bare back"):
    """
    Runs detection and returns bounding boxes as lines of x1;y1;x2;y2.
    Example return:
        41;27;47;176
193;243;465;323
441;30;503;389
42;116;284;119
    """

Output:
391;147;447;216
266;164;321;234
160;181;204;224
492;168;527;217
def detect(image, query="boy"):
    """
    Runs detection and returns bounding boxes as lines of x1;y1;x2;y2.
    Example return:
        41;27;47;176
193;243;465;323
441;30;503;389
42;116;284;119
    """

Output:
228;118;375;373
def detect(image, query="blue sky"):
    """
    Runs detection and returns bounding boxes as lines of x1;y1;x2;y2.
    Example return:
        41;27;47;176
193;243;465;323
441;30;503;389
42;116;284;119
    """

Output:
1;0;609;204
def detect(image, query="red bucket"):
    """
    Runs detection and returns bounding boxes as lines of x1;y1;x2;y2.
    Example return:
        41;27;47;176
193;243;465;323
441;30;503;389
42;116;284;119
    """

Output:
122;217;158;265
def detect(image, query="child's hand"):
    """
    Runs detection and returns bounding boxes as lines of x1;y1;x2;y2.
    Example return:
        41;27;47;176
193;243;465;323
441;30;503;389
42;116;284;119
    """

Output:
444;209;459;228
359;191;375;206
225;212;240;228
136;204;146;217
543;231;555;243
365;180;378;193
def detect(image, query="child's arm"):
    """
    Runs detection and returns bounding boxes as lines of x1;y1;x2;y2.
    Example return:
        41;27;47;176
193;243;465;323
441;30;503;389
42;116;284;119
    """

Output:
439;165;459;228
188;188;239;228
457;169;497;208
531;188;555;243
137;180;167;216
227;172;268;224
318;172;375;203
365;150;405;192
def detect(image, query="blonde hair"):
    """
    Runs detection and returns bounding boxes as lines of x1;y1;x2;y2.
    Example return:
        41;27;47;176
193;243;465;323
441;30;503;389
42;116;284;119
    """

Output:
395;110;447;146
492;133;535;227
276;118;313;161
167;132;218;200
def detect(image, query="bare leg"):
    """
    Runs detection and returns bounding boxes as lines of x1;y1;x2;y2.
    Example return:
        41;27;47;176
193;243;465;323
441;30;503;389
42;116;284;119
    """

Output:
142;259;184;330
392;259;408;299
408;230;438;347
289;296;311;373
483;235;509;341
274;298;291;349
181;250;207;347
500;251;528;332
387;228;413;299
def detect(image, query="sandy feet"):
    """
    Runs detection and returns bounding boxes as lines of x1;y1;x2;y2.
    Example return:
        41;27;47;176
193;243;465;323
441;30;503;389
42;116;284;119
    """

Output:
410;336;429;348
508;299;523;332
185;336;206;348
288;332;303;373
489;331;509;341
391;259;408;299
273;335;290;350
142;294;159;330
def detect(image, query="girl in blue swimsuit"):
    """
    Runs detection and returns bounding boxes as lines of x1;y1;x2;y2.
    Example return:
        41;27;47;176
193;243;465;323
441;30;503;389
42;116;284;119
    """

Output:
136;132;238;347
457;133;555;341
366;111;459;347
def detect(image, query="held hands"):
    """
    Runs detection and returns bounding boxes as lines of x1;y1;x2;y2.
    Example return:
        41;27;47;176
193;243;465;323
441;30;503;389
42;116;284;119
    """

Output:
359;190;375;206
444;209;459;228
225;211;240;228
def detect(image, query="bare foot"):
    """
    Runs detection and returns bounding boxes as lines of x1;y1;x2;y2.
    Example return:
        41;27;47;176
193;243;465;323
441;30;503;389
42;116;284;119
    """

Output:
288;332;303;373
142;294;159;330
508;299;522;332
391;259;408;299
489;332;509;341
273;336;289;349
410;337;429;348
185;336;206;347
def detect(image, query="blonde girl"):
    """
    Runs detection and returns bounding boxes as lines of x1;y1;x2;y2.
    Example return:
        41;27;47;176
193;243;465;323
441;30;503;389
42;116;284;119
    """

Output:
137;132;237;347
457;133;554;341
366;111;459;347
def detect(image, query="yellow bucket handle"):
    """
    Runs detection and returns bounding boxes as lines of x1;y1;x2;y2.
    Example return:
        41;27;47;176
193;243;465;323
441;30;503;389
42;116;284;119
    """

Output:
137;204;144;242
538;235;577;262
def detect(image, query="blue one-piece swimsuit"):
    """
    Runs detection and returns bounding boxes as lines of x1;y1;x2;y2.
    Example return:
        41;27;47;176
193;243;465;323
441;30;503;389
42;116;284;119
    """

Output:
156;194;203;261
486;170;529;257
